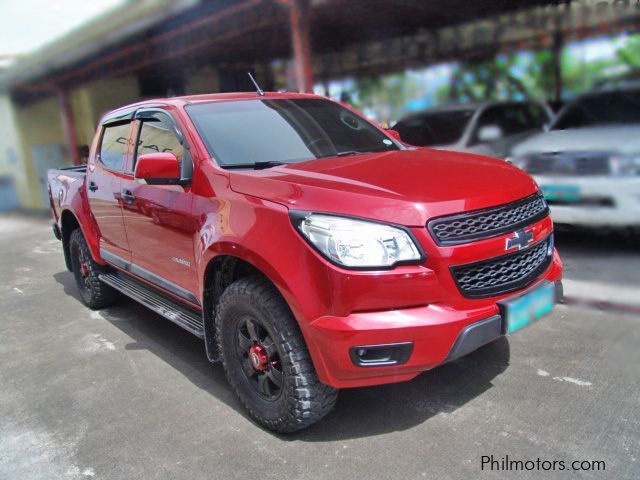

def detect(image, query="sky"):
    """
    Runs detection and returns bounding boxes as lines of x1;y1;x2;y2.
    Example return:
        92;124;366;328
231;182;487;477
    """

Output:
0;0;124;57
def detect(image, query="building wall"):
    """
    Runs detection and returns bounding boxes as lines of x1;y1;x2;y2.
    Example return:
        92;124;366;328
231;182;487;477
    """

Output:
4;74;142;210
185;65;220;95
87;76;140;124
13;96;67;209
0;94;26;210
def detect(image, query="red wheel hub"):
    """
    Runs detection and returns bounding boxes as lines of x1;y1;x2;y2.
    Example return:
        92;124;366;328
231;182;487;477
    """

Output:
248;344;269;372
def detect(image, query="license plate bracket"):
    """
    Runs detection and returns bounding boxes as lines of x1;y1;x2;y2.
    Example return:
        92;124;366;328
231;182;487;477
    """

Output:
498;282;556;334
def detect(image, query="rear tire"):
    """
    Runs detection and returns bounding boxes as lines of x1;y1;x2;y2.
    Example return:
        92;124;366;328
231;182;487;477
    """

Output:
216;276;338;433
69;229;118;310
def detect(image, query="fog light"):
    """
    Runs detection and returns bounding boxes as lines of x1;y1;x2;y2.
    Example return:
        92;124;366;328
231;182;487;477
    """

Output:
349;342;413;367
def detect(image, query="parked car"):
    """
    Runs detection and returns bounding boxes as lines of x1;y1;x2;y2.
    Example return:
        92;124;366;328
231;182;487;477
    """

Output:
392;100;552;158
48;92;562;433
509;84;640;229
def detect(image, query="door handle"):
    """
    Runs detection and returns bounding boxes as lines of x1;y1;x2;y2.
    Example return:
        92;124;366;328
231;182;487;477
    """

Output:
121;189;135;204
88;181;98;192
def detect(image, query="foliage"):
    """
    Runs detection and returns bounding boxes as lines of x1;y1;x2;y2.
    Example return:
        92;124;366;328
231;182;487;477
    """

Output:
332;34;640;123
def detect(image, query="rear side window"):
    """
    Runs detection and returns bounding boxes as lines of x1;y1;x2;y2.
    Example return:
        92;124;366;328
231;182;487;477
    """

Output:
99;123;131;171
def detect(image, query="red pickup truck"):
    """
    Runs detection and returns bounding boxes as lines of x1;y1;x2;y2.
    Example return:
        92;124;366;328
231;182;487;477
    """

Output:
48;92;563;432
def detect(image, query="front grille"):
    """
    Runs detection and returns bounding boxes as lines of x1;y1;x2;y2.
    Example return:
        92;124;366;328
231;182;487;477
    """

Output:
428;193;548;245
451;236;552;298
525;152;610;176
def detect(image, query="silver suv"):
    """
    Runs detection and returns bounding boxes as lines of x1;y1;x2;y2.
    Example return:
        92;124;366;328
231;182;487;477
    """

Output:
509;85;640;229
392;100;551;159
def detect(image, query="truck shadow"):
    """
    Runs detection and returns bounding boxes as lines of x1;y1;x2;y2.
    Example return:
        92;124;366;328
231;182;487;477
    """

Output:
54;271;510;441
290;337;510;442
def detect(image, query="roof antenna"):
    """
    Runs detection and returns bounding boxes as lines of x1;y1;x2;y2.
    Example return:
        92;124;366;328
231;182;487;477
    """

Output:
247;72;265;96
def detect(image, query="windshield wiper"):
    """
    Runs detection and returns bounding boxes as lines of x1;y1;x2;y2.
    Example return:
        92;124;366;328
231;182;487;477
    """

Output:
222;161;286;170
335;150;363;157
317;150;365;159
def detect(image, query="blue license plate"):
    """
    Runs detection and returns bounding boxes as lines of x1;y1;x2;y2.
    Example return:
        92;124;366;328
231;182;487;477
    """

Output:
541;185;580;202
501;282;555;334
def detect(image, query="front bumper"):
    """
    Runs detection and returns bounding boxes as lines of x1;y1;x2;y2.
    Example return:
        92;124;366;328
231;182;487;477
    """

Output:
535;175;640;227
303;256;562;388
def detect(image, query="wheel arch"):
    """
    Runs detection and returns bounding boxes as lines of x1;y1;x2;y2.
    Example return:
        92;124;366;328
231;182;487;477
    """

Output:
200;250;291;362
60;209;82;271
59;205;104;272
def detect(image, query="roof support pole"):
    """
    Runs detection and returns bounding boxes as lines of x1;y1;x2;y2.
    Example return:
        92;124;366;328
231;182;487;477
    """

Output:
288;0;313;93
552;1;564;103
57;89;81;166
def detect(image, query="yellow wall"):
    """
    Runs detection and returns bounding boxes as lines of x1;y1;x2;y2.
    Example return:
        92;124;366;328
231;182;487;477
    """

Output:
5;74;142;210
13;96;66;209
87;76;140;123
0;95;28;208
69;86;97;148
4;66;228;210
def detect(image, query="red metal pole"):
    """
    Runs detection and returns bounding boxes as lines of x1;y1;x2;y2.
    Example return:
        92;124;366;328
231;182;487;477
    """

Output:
57;89;81;166
288;0;313;93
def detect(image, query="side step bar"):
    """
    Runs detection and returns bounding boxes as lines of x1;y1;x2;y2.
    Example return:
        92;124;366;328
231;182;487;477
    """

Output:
99;272;204;338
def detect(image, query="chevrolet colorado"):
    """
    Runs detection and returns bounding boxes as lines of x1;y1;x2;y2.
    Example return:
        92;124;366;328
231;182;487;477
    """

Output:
48;92;563;433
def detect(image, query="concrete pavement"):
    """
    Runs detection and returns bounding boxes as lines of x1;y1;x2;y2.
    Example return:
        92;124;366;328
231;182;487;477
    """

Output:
0;215;638;480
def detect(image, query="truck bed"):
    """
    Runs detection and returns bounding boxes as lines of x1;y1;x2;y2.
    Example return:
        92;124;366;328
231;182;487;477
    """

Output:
50;164;87;179
47;165;87;225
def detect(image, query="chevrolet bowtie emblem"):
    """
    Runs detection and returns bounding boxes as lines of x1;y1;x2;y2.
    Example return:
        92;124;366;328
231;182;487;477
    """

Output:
506;229;533;251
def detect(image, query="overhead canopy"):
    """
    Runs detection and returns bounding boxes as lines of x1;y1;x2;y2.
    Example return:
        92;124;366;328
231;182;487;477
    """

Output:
1;0;638;98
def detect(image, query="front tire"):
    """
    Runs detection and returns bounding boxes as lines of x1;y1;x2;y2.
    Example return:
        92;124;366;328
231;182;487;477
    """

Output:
216;277;338;433
69;229;117;310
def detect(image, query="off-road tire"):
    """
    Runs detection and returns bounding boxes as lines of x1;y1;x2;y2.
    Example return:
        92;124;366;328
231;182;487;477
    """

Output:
69;229;118;310
216;276;338;433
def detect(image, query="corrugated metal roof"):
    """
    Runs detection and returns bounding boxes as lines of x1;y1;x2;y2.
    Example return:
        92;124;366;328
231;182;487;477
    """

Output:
0;0;199;90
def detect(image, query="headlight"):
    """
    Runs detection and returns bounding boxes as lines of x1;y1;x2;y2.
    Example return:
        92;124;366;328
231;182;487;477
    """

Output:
293;212;424;268
611;154;640;176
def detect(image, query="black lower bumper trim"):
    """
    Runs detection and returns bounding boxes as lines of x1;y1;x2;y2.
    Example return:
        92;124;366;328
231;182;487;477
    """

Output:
445;314;502;362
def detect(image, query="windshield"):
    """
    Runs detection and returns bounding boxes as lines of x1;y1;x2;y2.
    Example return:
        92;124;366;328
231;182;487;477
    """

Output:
186;98;399;167
552;89;640;130
393;110;474;146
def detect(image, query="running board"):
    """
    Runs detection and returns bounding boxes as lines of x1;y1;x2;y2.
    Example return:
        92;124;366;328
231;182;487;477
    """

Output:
99;272;204;338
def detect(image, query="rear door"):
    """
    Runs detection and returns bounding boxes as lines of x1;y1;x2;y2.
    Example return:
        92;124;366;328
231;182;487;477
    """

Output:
120;109;199;305
87;121;134;263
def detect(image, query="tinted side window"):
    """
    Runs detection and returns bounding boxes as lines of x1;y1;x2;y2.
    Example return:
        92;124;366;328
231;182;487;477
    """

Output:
471;105;541;145
100;123;131;171
394;110;473;147
135;115;184;168
552;90;640;130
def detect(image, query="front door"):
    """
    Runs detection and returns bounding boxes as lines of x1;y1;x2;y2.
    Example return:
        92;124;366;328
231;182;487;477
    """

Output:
120;110;199;305
86;122;133;262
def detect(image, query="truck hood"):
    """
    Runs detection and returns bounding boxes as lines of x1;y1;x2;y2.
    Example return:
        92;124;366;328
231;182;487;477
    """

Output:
511;125;640;156
229;148;538;226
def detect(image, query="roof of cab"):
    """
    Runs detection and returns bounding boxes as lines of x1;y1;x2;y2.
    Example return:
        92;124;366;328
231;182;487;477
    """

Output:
101;91;322;123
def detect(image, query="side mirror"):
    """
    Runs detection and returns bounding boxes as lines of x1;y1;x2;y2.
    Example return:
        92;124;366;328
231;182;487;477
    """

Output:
134;152;181;185
477;125;503;142
385;129;401;141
